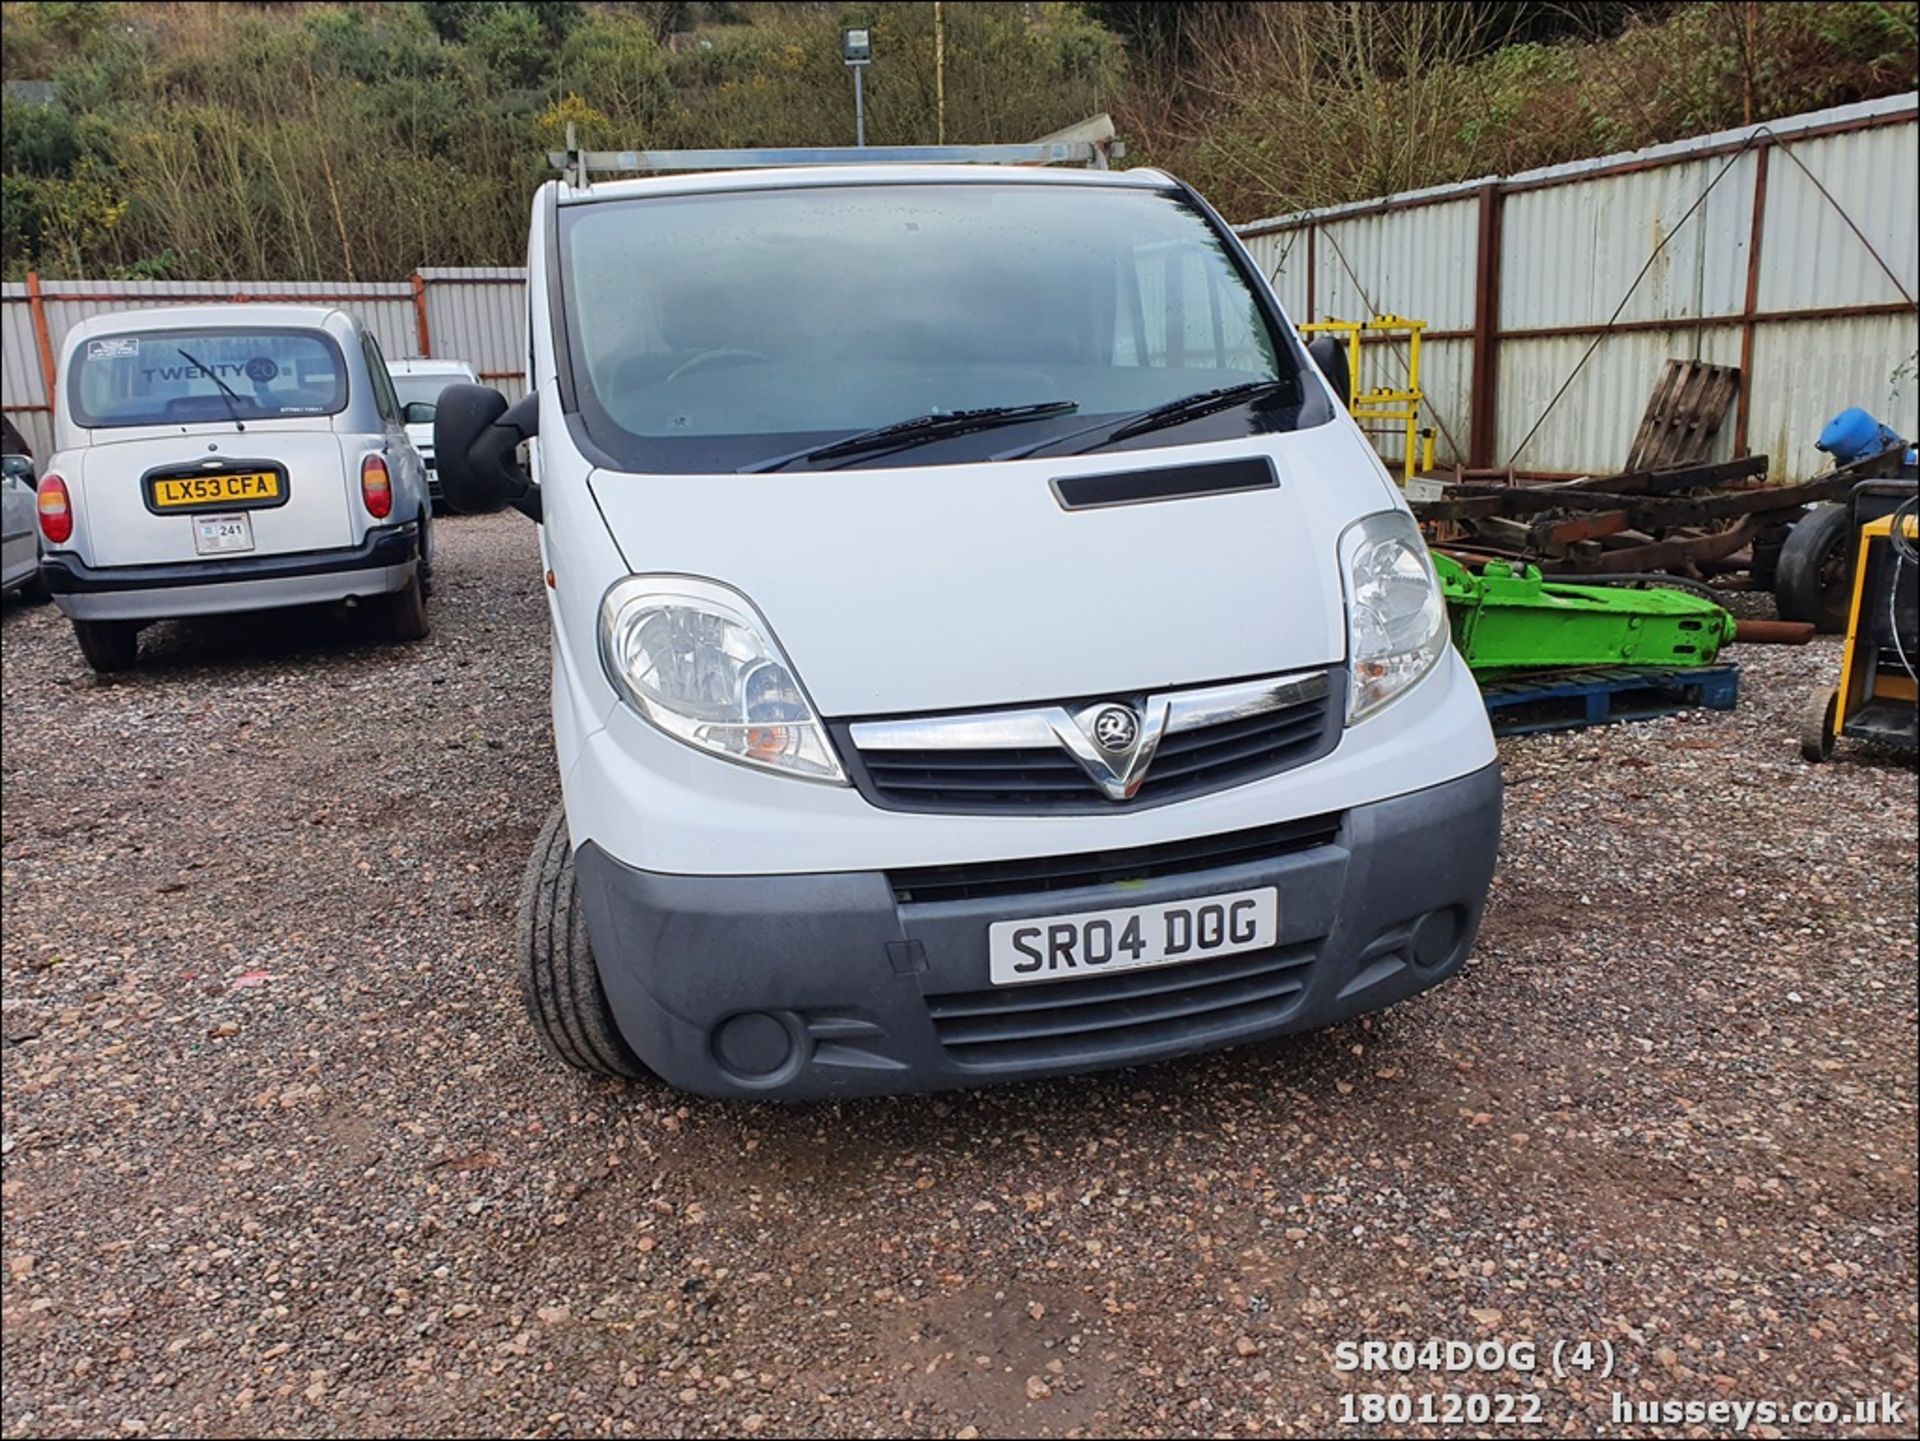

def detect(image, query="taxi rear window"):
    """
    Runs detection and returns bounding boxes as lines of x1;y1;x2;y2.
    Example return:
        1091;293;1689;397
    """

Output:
67;328;348;428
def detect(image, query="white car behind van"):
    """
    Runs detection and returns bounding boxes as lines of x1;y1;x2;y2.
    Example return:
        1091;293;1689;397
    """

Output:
389;357;480;510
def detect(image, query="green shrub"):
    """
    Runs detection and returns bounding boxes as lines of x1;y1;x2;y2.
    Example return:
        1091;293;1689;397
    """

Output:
0;100;80;177
554;13;679;143
471;5;551;88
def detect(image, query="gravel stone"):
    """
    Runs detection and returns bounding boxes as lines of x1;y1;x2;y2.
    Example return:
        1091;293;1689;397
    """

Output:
2;514;1914;1437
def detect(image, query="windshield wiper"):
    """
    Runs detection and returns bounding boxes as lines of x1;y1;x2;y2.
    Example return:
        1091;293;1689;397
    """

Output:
993;380;1293;462
739;401;1078;474
176;347;248;433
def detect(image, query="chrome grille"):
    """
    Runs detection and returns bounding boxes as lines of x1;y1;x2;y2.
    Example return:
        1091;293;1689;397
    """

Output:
835;670;1341;813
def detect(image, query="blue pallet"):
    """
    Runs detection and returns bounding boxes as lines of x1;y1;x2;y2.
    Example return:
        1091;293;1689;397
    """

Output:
1479;663;1739;737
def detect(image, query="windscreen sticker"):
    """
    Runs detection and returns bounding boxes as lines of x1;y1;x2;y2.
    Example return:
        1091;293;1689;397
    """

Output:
142;360;251;382
86;337;139;360
243;356;279;383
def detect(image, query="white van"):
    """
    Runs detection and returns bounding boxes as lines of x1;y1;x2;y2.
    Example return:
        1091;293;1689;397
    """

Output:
435;157;1501;1098
36;305;433;671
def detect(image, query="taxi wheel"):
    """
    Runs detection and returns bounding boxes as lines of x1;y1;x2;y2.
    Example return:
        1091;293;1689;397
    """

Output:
72;618;139;672
417;516;435;601
387;568;430;642
519;805;649;1080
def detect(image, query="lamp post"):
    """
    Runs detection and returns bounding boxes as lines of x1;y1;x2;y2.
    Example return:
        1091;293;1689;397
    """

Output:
841;27;872;147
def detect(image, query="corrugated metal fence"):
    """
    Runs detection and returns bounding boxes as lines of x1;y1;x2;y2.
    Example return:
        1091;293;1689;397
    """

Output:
1236;92;1919;480
2;269;527;457
6;94;1915;480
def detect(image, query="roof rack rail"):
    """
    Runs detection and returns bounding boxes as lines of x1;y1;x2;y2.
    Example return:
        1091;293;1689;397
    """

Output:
550;115;1124;187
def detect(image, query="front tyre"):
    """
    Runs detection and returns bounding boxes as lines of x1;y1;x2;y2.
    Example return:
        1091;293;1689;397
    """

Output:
72;618;139;672
518;806;649;1079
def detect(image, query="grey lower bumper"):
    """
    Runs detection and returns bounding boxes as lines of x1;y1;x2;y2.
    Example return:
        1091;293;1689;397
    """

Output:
576;761;1503;1100
43;523;418;622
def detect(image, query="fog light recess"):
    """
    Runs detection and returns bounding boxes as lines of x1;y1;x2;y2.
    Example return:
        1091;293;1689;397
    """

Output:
1411;906;1468;971
712;1011;801;1080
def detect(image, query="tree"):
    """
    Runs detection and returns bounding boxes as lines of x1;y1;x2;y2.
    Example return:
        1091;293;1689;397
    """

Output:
423;1;581;46
472;5;553;87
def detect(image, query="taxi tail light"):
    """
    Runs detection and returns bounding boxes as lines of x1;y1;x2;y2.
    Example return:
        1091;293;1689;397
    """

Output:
38;473;72;544
360;454;393;519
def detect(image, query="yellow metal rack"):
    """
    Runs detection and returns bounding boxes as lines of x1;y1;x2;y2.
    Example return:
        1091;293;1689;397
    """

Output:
1299;314;1433;484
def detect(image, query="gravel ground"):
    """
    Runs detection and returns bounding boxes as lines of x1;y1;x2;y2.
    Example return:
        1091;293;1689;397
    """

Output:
3;513;1915;1440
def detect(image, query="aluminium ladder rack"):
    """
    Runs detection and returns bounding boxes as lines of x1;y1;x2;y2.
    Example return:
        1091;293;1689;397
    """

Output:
549;115;1125;187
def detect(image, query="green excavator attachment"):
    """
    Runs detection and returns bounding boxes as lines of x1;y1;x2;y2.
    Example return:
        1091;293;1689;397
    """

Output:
1434;555;1738;674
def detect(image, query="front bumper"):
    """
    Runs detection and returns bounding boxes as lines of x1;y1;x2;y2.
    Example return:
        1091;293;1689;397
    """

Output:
575;760;1502;1099
42;523;418;622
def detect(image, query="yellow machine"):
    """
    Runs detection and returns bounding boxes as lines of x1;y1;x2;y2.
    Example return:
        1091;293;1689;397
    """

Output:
1800;501;1918;762
1299;314;1435;483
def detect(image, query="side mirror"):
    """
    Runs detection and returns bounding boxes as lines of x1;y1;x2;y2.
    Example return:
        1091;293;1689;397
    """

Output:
1306;336;1351;411
433;384;541;521
403;400;437;425
2;454;32;484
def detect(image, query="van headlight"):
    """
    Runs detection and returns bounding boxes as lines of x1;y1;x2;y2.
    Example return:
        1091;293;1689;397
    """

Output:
598;576;846;783
1339;510;1448;722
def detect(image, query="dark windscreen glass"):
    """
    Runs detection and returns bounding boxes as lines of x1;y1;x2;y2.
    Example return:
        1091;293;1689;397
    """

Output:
559;182;1304;472
67;328;348;429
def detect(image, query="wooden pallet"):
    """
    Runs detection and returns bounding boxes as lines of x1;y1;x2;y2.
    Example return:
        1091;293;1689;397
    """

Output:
1624;359;1741;472
1480;664;1739;736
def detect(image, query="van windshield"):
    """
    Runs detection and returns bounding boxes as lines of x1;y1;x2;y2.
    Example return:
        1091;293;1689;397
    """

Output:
67;327;348;429
558;182;1312;473
392;373;467;410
